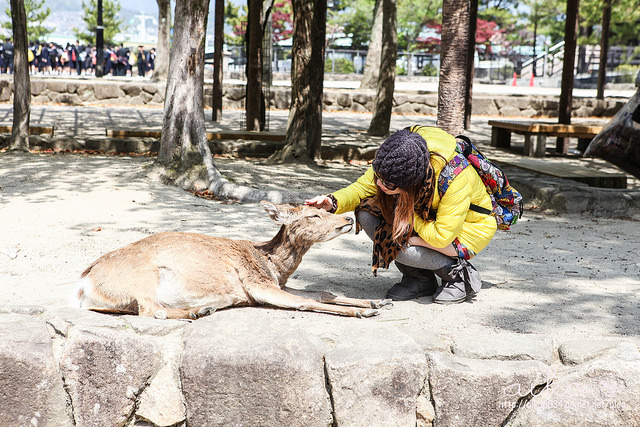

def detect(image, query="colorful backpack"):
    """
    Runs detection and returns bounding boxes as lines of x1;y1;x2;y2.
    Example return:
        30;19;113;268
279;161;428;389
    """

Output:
438;135;523;230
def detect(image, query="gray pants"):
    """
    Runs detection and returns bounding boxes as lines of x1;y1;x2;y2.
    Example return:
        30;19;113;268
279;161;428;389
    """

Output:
356;211;456;271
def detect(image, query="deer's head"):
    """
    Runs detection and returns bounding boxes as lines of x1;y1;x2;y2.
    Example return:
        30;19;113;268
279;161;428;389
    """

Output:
260;201;354;244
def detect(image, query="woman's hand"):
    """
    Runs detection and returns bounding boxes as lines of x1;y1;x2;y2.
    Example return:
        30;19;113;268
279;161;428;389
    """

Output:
408;235;458;257
305;195;333;211
407;236;427;247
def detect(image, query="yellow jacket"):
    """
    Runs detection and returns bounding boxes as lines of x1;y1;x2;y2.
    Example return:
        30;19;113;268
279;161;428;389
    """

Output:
332;126;497;255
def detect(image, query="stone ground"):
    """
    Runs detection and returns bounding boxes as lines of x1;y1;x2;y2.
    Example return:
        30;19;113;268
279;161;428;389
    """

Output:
1;105;639;347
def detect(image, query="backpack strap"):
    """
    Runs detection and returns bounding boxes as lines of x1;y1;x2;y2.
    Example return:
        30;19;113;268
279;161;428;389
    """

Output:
469;203;493;215
438;152;468;198
438;143;493;216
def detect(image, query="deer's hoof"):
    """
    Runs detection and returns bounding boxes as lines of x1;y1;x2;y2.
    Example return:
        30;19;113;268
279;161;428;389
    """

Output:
356;309;379;318
154;309;168;320
197;306;216;317
371;299;393;309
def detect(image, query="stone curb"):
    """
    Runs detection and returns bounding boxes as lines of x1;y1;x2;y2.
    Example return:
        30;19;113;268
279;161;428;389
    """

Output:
504;166;640;216
1;306;639;427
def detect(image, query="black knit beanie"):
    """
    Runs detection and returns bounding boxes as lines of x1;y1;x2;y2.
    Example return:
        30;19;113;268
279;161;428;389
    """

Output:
372;129;429;188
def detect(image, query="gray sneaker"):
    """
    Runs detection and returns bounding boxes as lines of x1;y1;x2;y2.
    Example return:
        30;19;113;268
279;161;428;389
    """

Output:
432;259;481;304
432;281;475;304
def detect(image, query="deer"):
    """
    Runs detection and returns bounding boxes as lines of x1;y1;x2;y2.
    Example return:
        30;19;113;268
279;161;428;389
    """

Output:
71;201;391;319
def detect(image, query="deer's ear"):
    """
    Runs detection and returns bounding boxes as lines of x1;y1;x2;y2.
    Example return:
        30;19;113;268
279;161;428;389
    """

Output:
260;201;289;224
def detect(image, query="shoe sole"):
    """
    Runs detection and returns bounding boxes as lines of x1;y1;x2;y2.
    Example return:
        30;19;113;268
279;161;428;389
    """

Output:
432;292;477;305
385;291;435;301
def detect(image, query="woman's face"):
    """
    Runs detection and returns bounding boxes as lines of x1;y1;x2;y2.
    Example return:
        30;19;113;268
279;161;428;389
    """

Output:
376;178;402;195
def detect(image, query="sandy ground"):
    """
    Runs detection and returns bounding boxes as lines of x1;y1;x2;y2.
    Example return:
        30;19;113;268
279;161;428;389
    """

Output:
1;151;639;343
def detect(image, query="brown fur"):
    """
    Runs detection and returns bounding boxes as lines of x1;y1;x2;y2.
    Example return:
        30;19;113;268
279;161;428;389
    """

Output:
72;201;390;319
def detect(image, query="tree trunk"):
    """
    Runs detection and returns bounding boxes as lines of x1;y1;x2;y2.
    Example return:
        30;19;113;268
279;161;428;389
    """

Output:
437;0;470;136
532;13;538;76
367;0;396;136
95;0;104;77
577;26;592;75
8;0;30;152
359;0;382;90
152;0;171;82
212;0;224;121
464;0;478;129
557;0;580;154
596;0;611;100
246;0;264;131
156;0;301;203
157;0;212;176
267;0;327;164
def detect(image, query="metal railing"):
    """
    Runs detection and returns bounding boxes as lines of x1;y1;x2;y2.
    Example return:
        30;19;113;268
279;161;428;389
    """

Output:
520;40;565;78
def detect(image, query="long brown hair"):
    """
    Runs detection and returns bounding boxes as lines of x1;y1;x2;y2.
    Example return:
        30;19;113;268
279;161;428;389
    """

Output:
373;151;446;244
372;182;422;244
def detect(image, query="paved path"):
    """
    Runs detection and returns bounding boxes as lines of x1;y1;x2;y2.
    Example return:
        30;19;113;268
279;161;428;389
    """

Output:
1;98;638;217
3;103;636;190
0;102;610;140
1;100;639;343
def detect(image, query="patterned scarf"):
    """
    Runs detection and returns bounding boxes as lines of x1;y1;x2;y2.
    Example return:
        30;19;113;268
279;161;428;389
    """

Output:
355;162;436;276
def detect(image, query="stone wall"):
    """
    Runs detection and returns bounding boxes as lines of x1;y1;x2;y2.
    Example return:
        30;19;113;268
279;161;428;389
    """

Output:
2;305;640;427
318;90;625;118
0;77;627;118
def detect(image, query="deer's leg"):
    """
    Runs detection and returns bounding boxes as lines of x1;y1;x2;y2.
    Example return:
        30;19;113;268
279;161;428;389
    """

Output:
247;286;379;318
283;286;392;309
137;299;217;320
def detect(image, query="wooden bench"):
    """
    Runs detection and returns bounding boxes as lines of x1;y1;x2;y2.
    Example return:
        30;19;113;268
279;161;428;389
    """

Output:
0;124;55;136
105;128;286;142
488;120;603;157
495;156;627;189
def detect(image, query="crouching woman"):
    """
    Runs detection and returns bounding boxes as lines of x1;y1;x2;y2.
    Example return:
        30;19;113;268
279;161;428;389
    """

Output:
306;126;497;304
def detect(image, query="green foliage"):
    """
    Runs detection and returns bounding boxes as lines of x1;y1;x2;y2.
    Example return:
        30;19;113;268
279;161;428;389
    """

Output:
396;64;406;75
517;0;640;49
330;0;442;51
518;0;566;45
327;0;375;49
325;57;355;74
488;64;514;80
224;0;293;46
614;64;640;83
478;4;518;28
623;46;640;64
420;63;438;76
3;0;53;41
73;0;125;46
397;0;441;52
479;0;519;11
225;0;247;46
580;0;640;46
608;4;640;46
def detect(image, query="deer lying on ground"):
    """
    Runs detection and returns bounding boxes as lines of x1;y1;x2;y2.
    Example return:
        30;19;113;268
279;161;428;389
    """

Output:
71;201;390;319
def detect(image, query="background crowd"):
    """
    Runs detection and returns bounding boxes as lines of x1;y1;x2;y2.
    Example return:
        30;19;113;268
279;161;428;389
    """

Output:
0;39;155;78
